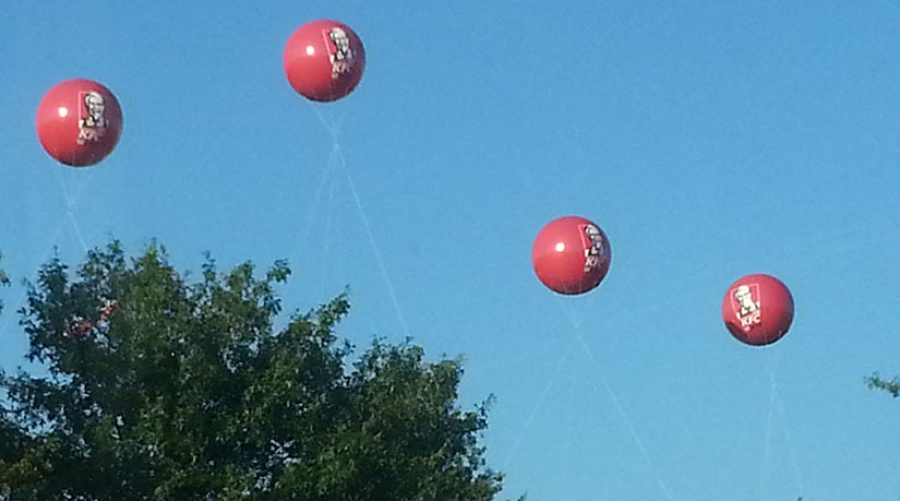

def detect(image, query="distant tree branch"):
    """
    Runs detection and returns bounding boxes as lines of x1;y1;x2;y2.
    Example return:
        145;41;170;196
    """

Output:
0;252;8;315
866;372;900;398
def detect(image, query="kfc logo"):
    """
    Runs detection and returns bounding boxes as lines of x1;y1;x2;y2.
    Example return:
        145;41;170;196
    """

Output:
580;224;607;274
731;283;762;331
325;27;354;79
76;91;107;145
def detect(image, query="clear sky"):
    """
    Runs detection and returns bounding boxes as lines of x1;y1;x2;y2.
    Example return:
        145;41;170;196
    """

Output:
2;1;900;500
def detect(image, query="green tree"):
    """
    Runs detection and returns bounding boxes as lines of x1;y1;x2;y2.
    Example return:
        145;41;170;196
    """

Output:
866;372;900;398
0;242;518;501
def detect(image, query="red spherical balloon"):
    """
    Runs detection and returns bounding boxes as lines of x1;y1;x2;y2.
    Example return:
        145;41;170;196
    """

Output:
532;215;611;295
35;79;123;167
283;19;365;102
722;273;794;346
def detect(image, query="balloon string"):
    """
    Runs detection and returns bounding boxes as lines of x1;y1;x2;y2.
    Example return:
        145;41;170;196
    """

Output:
556;298;677;501
759;347;777;501
52;165;94;209
0;212;69;337
501;337;576;469
307;101;349;142
51;164;94;255
68;172;94;210
52;163;72;205
760;346;805;500
305;101;410;339
0;165;97;339
341;154;410;339
502;294;638;472
318;155;341;298
776;388;806;498
67;212;89;254
303;143;342;250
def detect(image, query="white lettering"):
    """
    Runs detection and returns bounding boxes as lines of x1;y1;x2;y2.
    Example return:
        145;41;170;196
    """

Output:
739;310;761;328
77;126;105;145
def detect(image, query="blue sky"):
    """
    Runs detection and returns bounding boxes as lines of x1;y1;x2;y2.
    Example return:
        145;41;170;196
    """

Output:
3;1;900;499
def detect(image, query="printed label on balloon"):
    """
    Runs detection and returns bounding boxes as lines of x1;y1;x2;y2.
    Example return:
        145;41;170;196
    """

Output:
579;223;608;274
730;283;762;331
76;91;108;145
324;27;355;80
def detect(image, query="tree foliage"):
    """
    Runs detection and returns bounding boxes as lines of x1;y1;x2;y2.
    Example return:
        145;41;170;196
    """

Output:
0;242;513;500
866;372;900;398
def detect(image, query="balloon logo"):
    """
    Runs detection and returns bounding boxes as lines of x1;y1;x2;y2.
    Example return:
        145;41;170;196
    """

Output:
722;273;794;346
283;19;366;102
532;215;611;295
35;79;123;167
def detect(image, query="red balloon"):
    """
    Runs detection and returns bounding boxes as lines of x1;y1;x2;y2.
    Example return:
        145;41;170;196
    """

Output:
721;273;794;346
35;79;123;167
532;215;612;295
283;19;365;102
